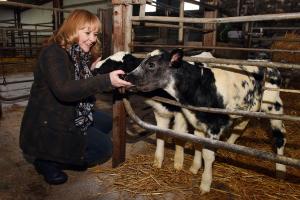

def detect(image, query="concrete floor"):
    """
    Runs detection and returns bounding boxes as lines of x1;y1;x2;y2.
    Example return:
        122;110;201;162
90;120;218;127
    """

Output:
0;90;159;200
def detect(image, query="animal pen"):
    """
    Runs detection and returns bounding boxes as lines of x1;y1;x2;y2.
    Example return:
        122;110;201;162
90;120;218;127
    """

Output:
0;0;300;198
109;0;300;170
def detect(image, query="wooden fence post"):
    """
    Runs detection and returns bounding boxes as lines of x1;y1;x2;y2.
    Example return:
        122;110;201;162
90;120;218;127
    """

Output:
111;1;132;168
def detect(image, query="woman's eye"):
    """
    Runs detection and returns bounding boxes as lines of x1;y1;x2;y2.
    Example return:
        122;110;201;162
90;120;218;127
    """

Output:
85;32;90;35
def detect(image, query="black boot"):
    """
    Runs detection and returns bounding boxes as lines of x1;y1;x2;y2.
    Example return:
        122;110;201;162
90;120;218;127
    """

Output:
34;159;68;185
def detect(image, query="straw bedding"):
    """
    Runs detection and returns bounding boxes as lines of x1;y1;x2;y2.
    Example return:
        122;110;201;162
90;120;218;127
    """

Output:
93;82;300;199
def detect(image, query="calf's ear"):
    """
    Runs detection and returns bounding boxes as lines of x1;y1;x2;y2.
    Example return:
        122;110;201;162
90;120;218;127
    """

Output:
170;48;183;67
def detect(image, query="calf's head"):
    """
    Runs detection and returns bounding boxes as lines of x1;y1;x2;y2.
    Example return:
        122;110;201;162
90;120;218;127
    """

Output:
125;49;183;92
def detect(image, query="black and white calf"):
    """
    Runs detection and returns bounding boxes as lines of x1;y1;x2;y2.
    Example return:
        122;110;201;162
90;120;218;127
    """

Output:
94;52;188;170
125;49;286;194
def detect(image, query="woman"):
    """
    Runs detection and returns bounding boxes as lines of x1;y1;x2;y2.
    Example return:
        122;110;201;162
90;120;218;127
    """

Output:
20;9;132;185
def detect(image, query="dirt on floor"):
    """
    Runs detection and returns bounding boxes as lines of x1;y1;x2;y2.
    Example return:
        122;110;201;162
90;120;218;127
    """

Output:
1;89;300;200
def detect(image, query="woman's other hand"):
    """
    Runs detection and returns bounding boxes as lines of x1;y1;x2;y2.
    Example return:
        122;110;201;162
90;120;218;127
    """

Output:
109;70;132;88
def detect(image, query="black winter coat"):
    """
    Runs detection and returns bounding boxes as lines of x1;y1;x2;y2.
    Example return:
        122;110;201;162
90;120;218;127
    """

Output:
20;43;112;165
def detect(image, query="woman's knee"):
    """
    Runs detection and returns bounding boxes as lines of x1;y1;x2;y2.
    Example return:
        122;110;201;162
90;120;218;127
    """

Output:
92;110;112;134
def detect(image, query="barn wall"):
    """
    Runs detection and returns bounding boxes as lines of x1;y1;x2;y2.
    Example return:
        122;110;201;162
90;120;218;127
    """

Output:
21;2;53;29
0;8;14;26
0;0;111;57
220;0;300;16
63;0;110;16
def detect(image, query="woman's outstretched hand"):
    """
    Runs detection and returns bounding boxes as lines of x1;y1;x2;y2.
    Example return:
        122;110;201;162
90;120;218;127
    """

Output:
109;70;132;88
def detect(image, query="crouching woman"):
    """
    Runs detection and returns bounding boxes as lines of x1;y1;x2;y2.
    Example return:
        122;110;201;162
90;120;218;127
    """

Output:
20;9;132;185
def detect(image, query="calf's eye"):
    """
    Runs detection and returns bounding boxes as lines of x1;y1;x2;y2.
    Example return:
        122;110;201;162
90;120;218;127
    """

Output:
148;63;155;69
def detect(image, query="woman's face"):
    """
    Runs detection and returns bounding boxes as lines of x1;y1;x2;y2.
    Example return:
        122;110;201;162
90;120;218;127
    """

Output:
78;26;98;53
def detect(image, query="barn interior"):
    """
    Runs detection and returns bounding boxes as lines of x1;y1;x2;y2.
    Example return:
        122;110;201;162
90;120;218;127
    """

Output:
0;0;300;199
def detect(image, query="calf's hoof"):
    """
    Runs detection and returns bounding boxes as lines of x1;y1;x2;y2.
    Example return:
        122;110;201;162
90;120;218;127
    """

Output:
200;182;211;195
174;163;183;171
153;159;162;168
189;166;199;174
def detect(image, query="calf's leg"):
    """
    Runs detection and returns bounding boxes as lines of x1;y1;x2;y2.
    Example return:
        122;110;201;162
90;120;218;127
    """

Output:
153;112;171;168
227;119;249;144
189;130;205;174
200;147;215;194
261;90;286;177
173;112;188;170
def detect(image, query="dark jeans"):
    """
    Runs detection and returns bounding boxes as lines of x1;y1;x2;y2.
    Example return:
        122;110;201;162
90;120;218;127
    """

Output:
32;110;113;172
84;110;113;167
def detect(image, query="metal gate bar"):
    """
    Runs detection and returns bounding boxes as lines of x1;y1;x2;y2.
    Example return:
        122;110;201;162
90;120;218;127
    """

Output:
123;98;300;168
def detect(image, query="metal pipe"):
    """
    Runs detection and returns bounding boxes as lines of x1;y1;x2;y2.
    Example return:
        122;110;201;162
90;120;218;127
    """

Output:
130;43;300;53
132;21;209;32
132;12;300;24
151;96;300;122
263;87;300;94
123;98;300;168
132;53;300;70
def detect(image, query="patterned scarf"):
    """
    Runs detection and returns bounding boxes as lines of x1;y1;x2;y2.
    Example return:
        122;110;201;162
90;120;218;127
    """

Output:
67;44;94;132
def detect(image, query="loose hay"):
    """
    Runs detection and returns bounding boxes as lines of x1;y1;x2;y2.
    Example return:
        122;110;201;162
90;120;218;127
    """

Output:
92;92;300;200
95;151;201;199
94;142;300;200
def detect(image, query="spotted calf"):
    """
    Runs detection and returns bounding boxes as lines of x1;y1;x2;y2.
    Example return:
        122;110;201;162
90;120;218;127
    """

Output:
125;49;286;194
